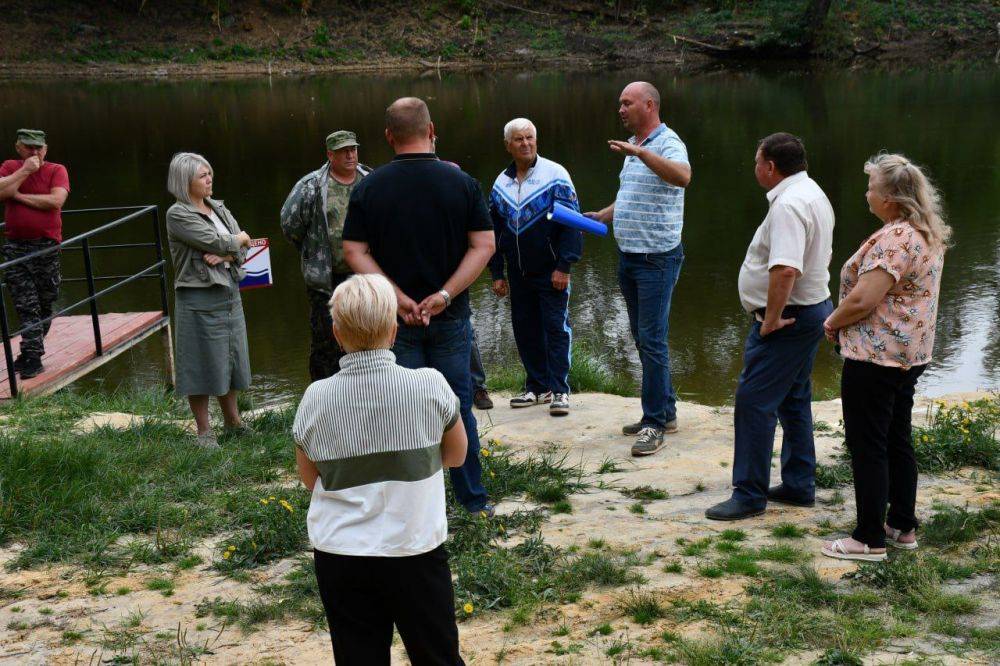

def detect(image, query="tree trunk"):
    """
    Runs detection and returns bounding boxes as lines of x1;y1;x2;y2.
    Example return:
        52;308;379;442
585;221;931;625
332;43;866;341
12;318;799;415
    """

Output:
799;0;834;51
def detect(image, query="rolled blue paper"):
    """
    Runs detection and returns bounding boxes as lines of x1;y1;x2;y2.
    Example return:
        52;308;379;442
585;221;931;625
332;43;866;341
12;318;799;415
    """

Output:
548;202;609;237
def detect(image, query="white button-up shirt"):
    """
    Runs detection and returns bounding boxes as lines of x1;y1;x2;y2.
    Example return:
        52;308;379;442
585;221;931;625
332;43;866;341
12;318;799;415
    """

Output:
737;171;834;312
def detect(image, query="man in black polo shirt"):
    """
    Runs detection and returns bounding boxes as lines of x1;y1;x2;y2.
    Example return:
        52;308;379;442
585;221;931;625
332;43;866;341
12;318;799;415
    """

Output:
343;97;496;516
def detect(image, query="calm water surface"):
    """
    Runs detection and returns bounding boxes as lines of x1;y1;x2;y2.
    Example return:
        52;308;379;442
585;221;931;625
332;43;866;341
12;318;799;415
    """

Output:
1;67;998;404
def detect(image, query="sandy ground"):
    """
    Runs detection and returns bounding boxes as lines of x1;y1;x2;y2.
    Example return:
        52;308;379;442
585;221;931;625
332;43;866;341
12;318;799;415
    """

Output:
0;392;995;664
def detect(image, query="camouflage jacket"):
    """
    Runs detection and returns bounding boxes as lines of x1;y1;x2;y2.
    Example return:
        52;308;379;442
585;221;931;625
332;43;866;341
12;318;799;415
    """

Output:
279;162;371;293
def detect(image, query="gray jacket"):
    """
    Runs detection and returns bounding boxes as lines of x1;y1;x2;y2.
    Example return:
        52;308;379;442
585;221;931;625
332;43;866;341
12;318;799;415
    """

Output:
280;162;371;293
166;198;247;289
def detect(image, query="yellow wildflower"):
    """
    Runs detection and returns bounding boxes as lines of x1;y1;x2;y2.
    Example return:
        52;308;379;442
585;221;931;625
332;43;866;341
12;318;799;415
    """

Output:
490;471;496;478
268;496;276;501
222;551;231;560
480;510;488;518
463;603;474;614
481;449;490;457
227;545;236;551
921;435;929;442
260;499;268;505
280;500;294;513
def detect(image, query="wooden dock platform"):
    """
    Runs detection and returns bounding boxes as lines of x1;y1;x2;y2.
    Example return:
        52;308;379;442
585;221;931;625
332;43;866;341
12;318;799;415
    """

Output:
0;312;170;400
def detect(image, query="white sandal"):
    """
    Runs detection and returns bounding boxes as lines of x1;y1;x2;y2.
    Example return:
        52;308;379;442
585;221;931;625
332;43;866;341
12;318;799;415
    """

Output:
886;526;918;550
821;538;887;562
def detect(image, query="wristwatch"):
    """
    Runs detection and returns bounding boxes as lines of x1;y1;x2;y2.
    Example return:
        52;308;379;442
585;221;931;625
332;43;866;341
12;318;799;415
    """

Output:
438;289;452;307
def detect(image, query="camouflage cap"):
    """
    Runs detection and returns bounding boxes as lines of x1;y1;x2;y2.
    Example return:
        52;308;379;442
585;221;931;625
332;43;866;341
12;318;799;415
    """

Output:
326;130;359;152
16;129;46;147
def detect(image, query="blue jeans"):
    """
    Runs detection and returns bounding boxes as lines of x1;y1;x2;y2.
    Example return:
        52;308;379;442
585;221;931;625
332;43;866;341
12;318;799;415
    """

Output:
617;246;684;428
731;300;833;509
470;328;486;393
393;317;489;512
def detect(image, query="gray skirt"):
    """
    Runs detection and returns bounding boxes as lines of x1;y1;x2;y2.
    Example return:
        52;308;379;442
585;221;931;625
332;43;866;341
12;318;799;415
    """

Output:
174;283;251;397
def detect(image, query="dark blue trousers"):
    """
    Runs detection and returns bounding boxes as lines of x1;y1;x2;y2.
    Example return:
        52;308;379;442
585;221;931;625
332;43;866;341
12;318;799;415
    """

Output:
393;317;489;513
731;300;833;509
508;271;572;395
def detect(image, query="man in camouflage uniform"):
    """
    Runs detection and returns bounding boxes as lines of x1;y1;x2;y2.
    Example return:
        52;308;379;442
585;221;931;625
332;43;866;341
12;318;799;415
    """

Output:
0;129;70;379
280;130;371;380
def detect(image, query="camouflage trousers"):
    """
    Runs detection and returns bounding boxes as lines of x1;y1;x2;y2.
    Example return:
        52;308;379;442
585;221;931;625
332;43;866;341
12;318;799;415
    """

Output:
1;239;61;358
306;272;351;381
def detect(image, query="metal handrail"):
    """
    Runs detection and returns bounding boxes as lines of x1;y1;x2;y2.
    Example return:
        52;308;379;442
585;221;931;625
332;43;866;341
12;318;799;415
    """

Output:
0;205;168;398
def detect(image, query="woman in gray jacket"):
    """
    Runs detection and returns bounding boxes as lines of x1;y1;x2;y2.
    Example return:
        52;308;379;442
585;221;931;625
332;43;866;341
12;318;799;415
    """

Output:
166;152;253;447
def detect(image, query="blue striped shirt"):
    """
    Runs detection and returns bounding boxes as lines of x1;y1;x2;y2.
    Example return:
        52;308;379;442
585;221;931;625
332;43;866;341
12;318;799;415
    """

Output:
613;123;689;253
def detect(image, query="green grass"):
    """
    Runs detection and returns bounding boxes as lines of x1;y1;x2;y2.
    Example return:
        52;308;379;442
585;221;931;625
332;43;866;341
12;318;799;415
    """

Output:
771;523;807;539
662;560;683;574
617;588;665;624
679;537;713;556
921;502;1000;546
621;485;668;501
486;345;635;397
914;398;1000;472
0;389;300;569
719;529;747;542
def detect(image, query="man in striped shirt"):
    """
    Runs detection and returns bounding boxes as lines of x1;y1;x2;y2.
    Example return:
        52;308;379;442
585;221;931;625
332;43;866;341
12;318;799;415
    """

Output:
294;274;468;664
586;81;691;458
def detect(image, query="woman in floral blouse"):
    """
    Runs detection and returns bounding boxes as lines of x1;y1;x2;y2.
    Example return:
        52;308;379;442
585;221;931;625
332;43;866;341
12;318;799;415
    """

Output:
821;153;952;562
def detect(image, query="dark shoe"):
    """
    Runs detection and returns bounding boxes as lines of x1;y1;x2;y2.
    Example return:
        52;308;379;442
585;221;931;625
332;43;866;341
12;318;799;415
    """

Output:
623;418;677;436
474;389;494;410
631;427;666;457
705;497;765;521
549;393;569;416
12;355;25;373
767;484;815;508
18;356;44;379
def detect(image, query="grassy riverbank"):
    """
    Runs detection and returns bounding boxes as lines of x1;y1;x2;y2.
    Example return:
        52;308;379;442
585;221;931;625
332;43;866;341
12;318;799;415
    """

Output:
0;389;997;663
0;1;996;79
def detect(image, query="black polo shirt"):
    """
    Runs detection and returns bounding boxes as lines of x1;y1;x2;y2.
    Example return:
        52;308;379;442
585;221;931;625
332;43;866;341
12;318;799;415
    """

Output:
342;153;493;320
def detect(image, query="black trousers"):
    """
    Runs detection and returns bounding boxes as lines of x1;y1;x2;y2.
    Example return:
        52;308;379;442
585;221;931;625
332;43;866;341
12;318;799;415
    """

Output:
841;359;926;548
306;272;351;381
313;545;464;666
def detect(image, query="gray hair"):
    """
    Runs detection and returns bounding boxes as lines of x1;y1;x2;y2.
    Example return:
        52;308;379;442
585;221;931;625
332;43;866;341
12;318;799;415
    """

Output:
503;118;537;144
167;152;212;204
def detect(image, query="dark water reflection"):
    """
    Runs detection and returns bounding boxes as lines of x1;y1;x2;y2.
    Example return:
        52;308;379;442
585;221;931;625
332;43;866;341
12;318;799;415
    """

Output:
1;67;997;404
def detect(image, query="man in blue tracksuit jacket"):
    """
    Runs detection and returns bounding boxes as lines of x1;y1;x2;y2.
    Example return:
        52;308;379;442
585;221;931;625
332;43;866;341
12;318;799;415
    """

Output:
488;118;583;416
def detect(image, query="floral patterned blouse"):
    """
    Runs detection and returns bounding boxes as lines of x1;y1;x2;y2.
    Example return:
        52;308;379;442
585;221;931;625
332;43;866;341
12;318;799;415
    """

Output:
838;221;944;369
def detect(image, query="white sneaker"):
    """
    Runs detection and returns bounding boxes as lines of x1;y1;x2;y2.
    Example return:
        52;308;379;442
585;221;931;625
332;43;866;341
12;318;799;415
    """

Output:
509;390;553;408
550;393;569;416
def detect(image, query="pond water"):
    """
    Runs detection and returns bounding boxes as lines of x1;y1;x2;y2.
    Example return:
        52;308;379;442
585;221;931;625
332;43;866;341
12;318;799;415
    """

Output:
1;66;998;404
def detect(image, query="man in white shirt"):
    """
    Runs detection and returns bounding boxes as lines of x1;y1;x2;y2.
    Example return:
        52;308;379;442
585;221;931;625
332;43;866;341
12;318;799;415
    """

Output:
706;133;834;521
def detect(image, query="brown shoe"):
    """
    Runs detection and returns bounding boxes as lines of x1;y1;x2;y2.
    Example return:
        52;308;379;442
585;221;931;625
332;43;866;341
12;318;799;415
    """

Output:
474;389;494;410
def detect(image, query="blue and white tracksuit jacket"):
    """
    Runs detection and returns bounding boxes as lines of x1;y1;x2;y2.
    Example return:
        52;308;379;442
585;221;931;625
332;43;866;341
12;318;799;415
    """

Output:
487;156;582;396
487;156;582;279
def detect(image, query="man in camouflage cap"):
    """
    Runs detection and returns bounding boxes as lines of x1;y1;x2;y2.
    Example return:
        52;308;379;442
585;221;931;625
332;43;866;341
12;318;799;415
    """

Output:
0;129;70;379
280;130;371;380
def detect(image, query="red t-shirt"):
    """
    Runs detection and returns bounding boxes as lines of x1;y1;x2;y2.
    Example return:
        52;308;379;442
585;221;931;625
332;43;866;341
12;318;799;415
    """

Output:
0;160;70;242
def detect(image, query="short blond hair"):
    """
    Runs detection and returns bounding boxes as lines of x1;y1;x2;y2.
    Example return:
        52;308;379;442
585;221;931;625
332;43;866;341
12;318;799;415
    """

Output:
329;274;398;351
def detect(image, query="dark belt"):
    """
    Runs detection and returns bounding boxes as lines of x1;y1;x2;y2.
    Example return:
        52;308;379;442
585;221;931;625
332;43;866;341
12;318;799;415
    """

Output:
752;301;826;319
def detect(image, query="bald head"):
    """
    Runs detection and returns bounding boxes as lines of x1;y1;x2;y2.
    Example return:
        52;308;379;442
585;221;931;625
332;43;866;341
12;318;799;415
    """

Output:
622;81;660;109
385;97;432;143
618;81;661;136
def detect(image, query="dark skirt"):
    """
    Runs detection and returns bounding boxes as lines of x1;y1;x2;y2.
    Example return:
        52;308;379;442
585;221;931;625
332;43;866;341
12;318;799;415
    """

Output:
174;283;251;396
